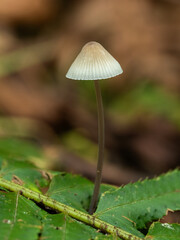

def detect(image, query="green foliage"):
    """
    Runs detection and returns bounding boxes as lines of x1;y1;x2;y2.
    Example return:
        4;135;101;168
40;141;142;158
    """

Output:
41;214;113;240
0;138;43;161
47;173;94;212
0;138;180;240
0;192;43;240
77;80;180;127
145;222;180;240
47;173;114;213
0;138;50;192
96;170;180;237
61;131;98;163
0;193;112;240
107;81;180;126
0;158;49;192
0;41;54;78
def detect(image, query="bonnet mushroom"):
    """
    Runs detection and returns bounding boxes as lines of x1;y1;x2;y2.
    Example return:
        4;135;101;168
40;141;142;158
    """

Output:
66;41;123;214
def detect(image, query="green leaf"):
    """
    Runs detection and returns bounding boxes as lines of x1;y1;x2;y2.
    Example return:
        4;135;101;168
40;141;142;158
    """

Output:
0;177;140;240
0;138;179;240
0;138;51;192
0;138;43;161
0;158;50;193
47;173;116;212
95;170;180;237
0;192;113;240
42;214;113;240
0;192;43;240
145;222;180;240
47;173;93;212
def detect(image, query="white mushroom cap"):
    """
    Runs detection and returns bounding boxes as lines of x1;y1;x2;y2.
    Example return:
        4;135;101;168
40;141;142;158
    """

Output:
66;41;123;80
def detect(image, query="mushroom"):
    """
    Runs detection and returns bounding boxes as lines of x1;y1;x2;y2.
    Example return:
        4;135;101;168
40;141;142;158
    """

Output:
66;41;123;214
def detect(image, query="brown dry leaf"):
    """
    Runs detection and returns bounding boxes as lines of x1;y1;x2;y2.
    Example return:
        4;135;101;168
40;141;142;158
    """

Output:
12;175;24;185
39;170;53;181
0;0;58;24
0;76;62;121
0;29;20;55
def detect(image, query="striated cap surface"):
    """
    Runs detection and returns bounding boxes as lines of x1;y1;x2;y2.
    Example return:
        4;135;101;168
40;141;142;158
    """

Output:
66;41;123;80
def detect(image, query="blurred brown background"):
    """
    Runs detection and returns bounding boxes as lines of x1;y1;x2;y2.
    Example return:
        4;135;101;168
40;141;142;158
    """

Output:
0;0;179;190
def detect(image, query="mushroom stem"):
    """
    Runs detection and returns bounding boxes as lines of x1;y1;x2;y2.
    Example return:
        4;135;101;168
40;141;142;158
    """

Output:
89;80;105;214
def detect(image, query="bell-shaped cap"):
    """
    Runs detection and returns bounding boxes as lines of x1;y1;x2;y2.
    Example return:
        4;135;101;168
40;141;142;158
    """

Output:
66;41;123;80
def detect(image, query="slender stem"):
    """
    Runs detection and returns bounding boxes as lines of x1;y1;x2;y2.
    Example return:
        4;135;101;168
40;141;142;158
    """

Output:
89;80;105;215
0;178;142;240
